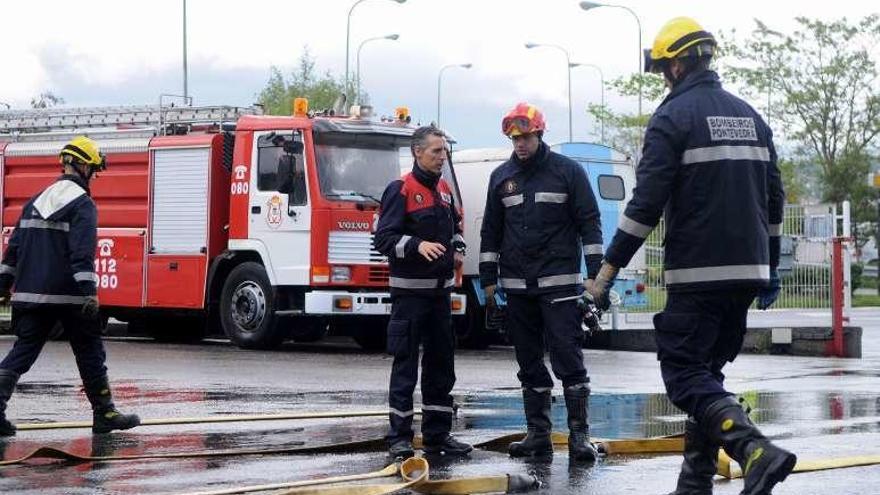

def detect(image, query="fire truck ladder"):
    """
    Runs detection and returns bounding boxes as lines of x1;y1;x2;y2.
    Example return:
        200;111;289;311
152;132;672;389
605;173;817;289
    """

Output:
0;104;262;134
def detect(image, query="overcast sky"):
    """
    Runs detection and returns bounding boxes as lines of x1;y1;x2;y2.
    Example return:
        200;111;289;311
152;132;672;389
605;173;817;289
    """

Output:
1;0;878;148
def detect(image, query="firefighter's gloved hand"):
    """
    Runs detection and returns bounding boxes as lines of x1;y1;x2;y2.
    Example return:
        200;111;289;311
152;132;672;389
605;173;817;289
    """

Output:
585;262;618;311
81;296;100;319
484;284;497;308
756;268;781;310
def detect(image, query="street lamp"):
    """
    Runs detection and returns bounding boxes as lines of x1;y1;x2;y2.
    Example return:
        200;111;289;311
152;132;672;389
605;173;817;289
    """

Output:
183;0;188;99
578;2;642;121
346;0;406;100
525;42;574;142
571;62;605;142
356;34;400;104
437;63;472;128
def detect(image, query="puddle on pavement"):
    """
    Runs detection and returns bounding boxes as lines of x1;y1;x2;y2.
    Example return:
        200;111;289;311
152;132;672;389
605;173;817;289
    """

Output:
2;389;880;494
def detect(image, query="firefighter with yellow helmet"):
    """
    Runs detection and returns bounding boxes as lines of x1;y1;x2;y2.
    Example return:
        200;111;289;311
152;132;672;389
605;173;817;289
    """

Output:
0;136;140;436
586;17;794;494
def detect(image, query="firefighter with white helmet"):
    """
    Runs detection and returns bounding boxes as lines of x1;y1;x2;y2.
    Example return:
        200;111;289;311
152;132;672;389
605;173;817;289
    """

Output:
0;136;140;436
480;103;604;462
586;17;794;494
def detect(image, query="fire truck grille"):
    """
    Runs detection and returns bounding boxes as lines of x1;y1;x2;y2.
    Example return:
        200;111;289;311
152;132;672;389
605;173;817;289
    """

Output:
328;231;387;265
368;266;390;284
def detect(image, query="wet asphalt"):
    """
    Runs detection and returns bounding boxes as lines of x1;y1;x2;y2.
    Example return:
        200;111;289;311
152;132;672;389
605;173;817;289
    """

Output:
0;309;878;494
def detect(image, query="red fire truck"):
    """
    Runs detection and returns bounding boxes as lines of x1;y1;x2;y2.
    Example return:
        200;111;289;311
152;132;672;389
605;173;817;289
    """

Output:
0;102;466;350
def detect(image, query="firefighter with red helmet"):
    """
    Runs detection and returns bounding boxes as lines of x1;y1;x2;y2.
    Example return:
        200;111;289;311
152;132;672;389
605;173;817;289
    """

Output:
479;103;604;462
0;136;140;437
374;125;472;459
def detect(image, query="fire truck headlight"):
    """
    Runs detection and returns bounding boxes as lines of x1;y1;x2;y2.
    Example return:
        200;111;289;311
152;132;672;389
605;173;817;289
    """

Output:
331;266;351;283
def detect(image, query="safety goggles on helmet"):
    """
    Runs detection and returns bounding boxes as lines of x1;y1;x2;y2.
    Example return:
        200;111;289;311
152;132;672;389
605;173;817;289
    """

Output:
502;116;537;137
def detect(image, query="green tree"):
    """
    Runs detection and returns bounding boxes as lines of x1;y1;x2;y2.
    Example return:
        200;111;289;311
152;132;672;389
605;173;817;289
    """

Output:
586;73;666;159
722;16;880;244
257;46;360;116
30;92;64;109
777;157;807;203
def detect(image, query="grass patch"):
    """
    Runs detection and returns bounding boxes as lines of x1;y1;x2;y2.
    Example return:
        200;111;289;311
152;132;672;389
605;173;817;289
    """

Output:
854;294;880;307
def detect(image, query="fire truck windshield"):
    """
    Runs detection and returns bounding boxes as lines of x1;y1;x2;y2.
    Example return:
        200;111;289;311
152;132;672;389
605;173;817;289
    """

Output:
315;132;410;204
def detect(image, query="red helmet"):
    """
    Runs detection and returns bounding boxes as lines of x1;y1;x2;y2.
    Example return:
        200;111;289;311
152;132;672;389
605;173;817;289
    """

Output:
501;102;546;137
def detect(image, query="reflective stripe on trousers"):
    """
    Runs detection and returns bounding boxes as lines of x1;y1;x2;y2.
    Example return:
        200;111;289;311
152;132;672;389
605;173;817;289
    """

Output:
501;273;582;290
389;277;455;289
11;293;86;304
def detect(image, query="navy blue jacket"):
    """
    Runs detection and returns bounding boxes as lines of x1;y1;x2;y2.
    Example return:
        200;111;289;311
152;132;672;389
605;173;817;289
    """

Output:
604;70;785;292
479;142;603;295
0;175;99;307
374;163;463;296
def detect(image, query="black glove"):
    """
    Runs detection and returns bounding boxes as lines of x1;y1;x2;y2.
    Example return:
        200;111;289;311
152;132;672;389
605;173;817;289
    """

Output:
82;296;100;319
756;268;781;310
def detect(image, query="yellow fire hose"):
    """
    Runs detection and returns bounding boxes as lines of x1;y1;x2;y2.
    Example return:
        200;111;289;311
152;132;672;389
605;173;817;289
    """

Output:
181;463;401;495
274;457;539;495
0;433;682;468
15;410;403;431
716;449;880;479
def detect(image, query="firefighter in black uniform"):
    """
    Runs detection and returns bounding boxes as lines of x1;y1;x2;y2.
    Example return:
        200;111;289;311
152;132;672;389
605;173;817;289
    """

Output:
374;125;472;458
586;18;795;495
0;136;140;436
480;103;604;462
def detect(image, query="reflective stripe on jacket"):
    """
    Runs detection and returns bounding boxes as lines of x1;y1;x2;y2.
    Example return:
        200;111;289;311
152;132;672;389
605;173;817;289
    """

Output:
604;70;785;292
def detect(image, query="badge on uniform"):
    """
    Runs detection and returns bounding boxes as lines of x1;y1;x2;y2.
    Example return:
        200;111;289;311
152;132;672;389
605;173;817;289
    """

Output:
505;180;517;193
414;193;424;204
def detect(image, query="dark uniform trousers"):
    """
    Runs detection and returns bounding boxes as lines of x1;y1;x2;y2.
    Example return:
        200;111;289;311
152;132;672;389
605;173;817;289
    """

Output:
507;290;587;390
0;307;107;381
653;288;758;419
386;294;456;444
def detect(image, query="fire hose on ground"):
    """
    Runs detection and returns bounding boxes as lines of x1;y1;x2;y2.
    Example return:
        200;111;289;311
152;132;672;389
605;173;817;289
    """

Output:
3;408;879;492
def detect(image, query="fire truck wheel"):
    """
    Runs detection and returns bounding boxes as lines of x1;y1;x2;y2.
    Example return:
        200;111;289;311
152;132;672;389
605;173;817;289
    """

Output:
220;262;285;349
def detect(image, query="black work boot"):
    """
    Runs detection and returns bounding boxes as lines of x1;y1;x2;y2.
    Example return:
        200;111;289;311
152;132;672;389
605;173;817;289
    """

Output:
0;369;19;437
563;383;599;463
509;388;553;458
83;375;141;434
702;396;796;495
388;438;415;459
667;417;720;495
423;433;473;456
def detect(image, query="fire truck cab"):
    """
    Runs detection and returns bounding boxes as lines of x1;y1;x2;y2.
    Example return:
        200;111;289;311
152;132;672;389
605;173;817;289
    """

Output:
0;103;465;350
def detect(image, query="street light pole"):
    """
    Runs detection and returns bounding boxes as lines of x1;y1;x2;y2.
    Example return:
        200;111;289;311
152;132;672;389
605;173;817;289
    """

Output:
183;0;188;100
356;34;399;105
578;2;642;121
572;62;605;142
437;63;472;128
346;0;406;102
526;43;574;142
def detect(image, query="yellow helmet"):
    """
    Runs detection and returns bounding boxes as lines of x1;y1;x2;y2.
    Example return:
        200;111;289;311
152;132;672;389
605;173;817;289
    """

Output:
644;17;716;73
60;136;106;170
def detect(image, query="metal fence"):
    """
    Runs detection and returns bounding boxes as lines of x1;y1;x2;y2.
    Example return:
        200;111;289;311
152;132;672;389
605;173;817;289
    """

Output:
622;203;844;324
